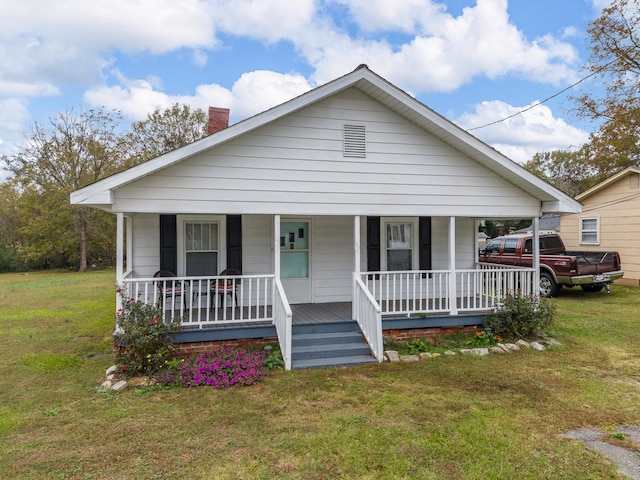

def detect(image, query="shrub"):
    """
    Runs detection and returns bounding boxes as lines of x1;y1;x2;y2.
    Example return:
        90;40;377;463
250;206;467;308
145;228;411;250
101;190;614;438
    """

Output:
159;346;267;388
115;293;182;376
484;292;556;338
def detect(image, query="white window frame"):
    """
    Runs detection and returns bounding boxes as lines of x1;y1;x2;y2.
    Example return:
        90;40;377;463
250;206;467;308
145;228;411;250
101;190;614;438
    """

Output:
381;217;418;271
176;215;226;276
580;216;600;245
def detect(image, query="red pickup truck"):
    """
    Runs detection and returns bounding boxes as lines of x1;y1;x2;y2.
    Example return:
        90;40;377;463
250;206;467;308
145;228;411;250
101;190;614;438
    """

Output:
479;233;624;297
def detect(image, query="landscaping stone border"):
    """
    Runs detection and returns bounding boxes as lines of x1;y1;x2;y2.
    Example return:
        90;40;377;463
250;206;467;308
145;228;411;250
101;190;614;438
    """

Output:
383;337;562;363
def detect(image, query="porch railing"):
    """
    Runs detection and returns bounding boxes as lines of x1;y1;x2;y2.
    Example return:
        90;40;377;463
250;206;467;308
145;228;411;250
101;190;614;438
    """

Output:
273;278;292;370
123;274;275;328
361;267;535;316
361;270;451;316
353;275;383;362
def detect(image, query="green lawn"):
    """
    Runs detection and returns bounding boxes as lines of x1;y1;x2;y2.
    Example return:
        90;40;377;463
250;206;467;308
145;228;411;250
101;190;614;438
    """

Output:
1;270;639;479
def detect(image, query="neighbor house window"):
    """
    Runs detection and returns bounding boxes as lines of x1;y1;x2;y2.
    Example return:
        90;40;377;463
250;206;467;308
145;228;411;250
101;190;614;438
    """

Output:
580;217;599;245
185;222;219;276
385;222;414;270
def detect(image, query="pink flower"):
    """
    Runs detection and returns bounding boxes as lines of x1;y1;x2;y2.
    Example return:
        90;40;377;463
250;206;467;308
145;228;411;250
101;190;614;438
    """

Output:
130;297;136;302
151;317;158;324
116;288;122;293
121;365;127;372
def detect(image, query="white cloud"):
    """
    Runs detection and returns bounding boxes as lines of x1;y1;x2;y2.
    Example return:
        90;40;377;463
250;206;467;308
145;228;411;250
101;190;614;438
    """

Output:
84;70;312;123
455;100;590;163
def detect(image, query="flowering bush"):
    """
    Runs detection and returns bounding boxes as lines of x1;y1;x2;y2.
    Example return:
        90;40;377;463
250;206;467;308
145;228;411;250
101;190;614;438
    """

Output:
485;292;556;338
465;330;501;347
115;291;182;376
158;346;267;388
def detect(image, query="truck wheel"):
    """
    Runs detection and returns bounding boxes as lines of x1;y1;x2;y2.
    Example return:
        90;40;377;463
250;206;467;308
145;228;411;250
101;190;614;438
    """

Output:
539;272;559;297
581;284;604;293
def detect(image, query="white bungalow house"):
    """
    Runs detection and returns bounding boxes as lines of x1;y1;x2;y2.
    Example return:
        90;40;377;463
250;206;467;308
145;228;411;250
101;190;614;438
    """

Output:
70;66;581;369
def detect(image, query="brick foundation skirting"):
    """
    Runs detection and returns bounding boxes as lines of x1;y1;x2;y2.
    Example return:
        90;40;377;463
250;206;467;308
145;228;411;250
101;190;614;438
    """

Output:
384;325;478;342
173;337;277;356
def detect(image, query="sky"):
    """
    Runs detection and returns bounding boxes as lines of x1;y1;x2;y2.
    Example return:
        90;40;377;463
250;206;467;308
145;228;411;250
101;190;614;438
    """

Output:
0;0;614;179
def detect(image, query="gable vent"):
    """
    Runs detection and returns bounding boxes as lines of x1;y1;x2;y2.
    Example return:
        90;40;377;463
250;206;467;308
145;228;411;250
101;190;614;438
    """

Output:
343;124;366;157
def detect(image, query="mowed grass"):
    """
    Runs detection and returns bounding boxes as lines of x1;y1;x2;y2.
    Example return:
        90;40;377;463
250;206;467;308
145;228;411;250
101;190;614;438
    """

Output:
1;270;639;479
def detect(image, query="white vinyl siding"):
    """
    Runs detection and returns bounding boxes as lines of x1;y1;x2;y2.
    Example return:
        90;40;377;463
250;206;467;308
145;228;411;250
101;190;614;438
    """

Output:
113;88;542;218
580;217;599;245
131;213;160;277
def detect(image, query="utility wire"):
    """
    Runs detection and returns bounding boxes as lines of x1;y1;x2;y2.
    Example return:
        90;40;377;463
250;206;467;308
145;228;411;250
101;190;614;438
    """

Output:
467;60;616;131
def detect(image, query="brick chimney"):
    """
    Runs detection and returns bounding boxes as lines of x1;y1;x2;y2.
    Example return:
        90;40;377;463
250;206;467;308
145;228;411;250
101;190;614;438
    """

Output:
207;107;230;135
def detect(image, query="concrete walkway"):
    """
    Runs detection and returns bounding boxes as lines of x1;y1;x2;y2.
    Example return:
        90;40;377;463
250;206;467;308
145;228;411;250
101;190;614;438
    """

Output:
562;425;640;479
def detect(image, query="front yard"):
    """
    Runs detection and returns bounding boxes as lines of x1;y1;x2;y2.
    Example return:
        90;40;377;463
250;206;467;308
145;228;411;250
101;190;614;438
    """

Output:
1;270;639;479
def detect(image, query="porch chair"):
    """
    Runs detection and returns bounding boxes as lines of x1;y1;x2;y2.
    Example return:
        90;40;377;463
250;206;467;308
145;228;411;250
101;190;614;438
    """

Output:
211;268;242;311
153;270;187;312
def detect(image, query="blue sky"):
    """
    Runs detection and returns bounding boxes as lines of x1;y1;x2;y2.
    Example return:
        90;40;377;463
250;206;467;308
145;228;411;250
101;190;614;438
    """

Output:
0;0;611;176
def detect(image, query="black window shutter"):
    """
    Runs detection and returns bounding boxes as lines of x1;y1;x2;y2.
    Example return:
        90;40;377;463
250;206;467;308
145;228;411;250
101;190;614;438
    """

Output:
226;215;242;272
366;216;381;272
159;215;177;274
419;216;432;271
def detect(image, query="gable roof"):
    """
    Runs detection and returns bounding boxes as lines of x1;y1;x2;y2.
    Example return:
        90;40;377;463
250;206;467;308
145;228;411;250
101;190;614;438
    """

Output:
576;167;640;201
70;65;581;214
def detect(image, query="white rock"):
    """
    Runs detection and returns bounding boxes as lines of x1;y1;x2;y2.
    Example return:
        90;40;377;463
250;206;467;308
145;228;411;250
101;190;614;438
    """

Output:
111;380;128;392
490;347;505;354
444;350;456;356
471;348;489;356
459;349;473;355
542;338;562;346
504;343;521;352
384;350;400;362
101;380;112;389
496;343;510;353
105;365;118;377
401;355;420;362
419;352;433;359
530;342;545;351
516;339;530;348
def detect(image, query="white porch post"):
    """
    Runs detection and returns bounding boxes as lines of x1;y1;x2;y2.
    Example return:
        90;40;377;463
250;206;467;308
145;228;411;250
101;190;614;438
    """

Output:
274;215;281;278
116;212;124;314
448;216;458;315
125;215;132;276
532;216;540;297
353;216;361;320
116;212;124;285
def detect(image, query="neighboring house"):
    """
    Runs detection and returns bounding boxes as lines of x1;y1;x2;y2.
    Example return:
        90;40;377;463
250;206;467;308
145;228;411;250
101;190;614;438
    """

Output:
560;167;640;287
70;66;580;369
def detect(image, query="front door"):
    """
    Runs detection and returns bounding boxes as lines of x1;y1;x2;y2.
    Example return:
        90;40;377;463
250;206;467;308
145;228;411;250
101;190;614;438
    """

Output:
280;221;311;304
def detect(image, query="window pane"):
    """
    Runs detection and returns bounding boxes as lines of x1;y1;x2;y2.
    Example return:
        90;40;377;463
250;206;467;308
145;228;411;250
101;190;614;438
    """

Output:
582;218;598;231
186;223;194;251
281;251;308;278
186;252;217;276
193;224;202;250
387;223;412;249
210;224;219;250
582;232;598;243
202;224;210;250
387;249;412;271
503;239;518;254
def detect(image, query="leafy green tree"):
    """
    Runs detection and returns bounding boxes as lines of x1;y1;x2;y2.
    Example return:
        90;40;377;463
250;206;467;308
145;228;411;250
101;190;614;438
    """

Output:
523;150;599;197
125;103;208;165
0;180;25;271
571;0;640;176
2;108;126;271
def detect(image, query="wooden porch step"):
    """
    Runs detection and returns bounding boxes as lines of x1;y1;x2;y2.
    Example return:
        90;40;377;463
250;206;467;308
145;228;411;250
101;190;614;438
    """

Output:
291;321;377;370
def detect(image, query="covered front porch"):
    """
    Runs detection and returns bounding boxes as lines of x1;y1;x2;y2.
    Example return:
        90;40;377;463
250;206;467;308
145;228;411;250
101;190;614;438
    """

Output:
121;263;536;369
